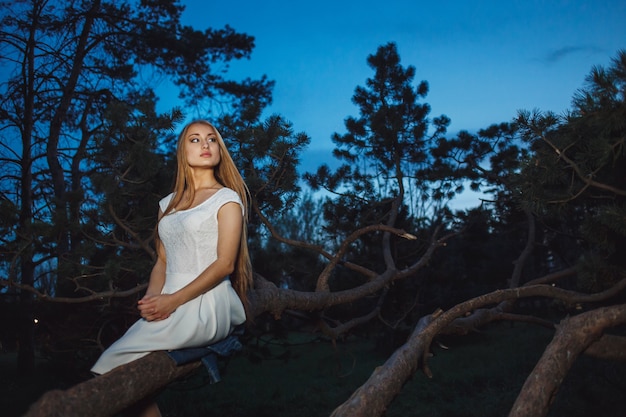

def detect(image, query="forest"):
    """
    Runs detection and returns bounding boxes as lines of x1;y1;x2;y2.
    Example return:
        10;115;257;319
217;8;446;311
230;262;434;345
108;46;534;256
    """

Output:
1;1;625;416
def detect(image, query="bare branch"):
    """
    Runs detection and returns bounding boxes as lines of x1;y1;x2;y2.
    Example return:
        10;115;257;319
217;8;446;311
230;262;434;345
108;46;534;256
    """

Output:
330;281;626;417
525;266;578;285
509;303;626;417
252;198;418;291
583;333;626;361
540;132;626;197
106;201;156;260
23;351;201;417
316;223;416;291
249;227;447;319
319;288;388;340
0;278;147;303
397;224;455;279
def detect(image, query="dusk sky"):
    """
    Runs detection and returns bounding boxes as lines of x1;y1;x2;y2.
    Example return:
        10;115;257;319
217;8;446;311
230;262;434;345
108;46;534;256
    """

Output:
178;0;625;204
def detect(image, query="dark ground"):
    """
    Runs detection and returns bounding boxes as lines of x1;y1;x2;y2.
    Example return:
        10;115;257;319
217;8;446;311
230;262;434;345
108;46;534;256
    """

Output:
4;323;626;417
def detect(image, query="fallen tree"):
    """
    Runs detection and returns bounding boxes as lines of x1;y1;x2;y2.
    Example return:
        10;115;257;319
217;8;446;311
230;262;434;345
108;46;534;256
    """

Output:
23;351;200;417
329;283;626;417
22;270;626;417
6;26;626;417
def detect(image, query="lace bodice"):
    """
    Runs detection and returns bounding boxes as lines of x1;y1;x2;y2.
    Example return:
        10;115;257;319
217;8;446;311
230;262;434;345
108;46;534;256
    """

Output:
157;188;243;279
90;187;246;375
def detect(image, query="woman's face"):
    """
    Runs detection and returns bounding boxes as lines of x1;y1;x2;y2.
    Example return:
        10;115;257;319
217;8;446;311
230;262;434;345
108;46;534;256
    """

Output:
183;123;222;169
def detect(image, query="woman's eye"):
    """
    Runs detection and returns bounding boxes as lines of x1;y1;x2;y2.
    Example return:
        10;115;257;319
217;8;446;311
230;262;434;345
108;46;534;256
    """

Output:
190;138;200;143
208;138;216;142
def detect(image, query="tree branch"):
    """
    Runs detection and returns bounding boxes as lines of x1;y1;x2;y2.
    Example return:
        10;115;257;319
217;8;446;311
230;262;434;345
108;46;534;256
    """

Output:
23;351;201;417
509;303;626;417
540;132;626;197
0;278;147;303
330;281;626;417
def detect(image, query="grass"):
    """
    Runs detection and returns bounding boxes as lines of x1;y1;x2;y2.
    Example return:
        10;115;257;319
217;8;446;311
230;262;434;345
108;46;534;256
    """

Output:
1;352;85;417
157;333;380;417
4;322;626;417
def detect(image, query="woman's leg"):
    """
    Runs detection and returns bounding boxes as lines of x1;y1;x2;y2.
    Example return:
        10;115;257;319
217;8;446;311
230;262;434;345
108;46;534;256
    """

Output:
138;402;161;417
124;398;161;417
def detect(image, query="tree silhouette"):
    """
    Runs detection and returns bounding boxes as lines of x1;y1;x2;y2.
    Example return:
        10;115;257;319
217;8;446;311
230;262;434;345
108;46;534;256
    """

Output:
2;3;625;415
0;0;270;374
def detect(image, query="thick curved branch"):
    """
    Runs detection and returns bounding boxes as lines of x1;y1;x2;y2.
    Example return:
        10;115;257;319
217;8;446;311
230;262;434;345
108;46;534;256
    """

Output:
441;308;555;337
23;351;200;417
316;223;416;291
251;198;417;292
583;333;626;361
509;303;626;417
249;229;448;319
248;269;396;319
330;281;626;417
252;201;375;281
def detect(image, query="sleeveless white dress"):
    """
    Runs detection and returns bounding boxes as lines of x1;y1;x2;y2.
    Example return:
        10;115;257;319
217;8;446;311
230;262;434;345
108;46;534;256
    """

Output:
91;187;247;375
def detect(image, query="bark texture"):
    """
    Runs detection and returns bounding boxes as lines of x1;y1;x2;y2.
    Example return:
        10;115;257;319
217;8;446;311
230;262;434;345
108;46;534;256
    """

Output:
508;303;626;417
331;284;626;417
23;351;201;417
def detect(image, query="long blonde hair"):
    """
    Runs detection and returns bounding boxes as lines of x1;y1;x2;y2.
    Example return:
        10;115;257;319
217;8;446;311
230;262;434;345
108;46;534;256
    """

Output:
158;120;253;314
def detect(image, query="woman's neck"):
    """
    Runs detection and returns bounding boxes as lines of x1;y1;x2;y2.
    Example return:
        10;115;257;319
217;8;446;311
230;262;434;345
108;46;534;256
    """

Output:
189;170;220;191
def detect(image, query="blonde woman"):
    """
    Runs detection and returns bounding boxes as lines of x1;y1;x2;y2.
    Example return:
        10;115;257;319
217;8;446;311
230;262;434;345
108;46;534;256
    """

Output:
91;120;253;417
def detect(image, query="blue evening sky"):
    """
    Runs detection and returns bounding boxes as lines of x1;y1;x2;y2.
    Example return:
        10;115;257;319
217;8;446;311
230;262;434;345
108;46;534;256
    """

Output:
177;1;625;206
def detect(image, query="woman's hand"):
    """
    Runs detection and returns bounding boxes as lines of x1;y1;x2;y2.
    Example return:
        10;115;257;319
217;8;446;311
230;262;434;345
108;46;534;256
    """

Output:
138;294;177;321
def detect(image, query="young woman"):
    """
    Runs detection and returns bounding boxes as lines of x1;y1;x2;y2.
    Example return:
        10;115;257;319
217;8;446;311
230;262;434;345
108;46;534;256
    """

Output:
91;120;253;417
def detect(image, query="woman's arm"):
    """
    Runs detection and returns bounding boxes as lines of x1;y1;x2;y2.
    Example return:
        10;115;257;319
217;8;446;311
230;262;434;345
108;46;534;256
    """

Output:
138;209;169;320
174;201;243;303
139;202;243;321
145;260;166;297
138;255;168;321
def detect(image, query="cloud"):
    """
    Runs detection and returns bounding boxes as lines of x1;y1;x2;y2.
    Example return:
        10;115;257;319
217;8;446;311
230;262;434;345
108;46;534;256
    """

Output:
542;45;603;64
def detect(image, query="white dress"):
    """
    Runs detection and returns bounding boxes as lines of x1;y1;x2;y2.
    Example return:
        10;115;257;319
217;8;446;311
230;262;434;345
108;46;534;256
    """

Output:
91;187;247;375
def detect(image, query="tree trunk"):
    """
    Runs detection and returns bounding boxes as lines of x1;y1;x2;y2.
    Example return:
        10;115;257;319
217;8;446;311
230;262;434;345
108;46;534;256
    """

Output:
23;351;201;417
17;291;35;375
17;18;36;374
508;303;626;417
